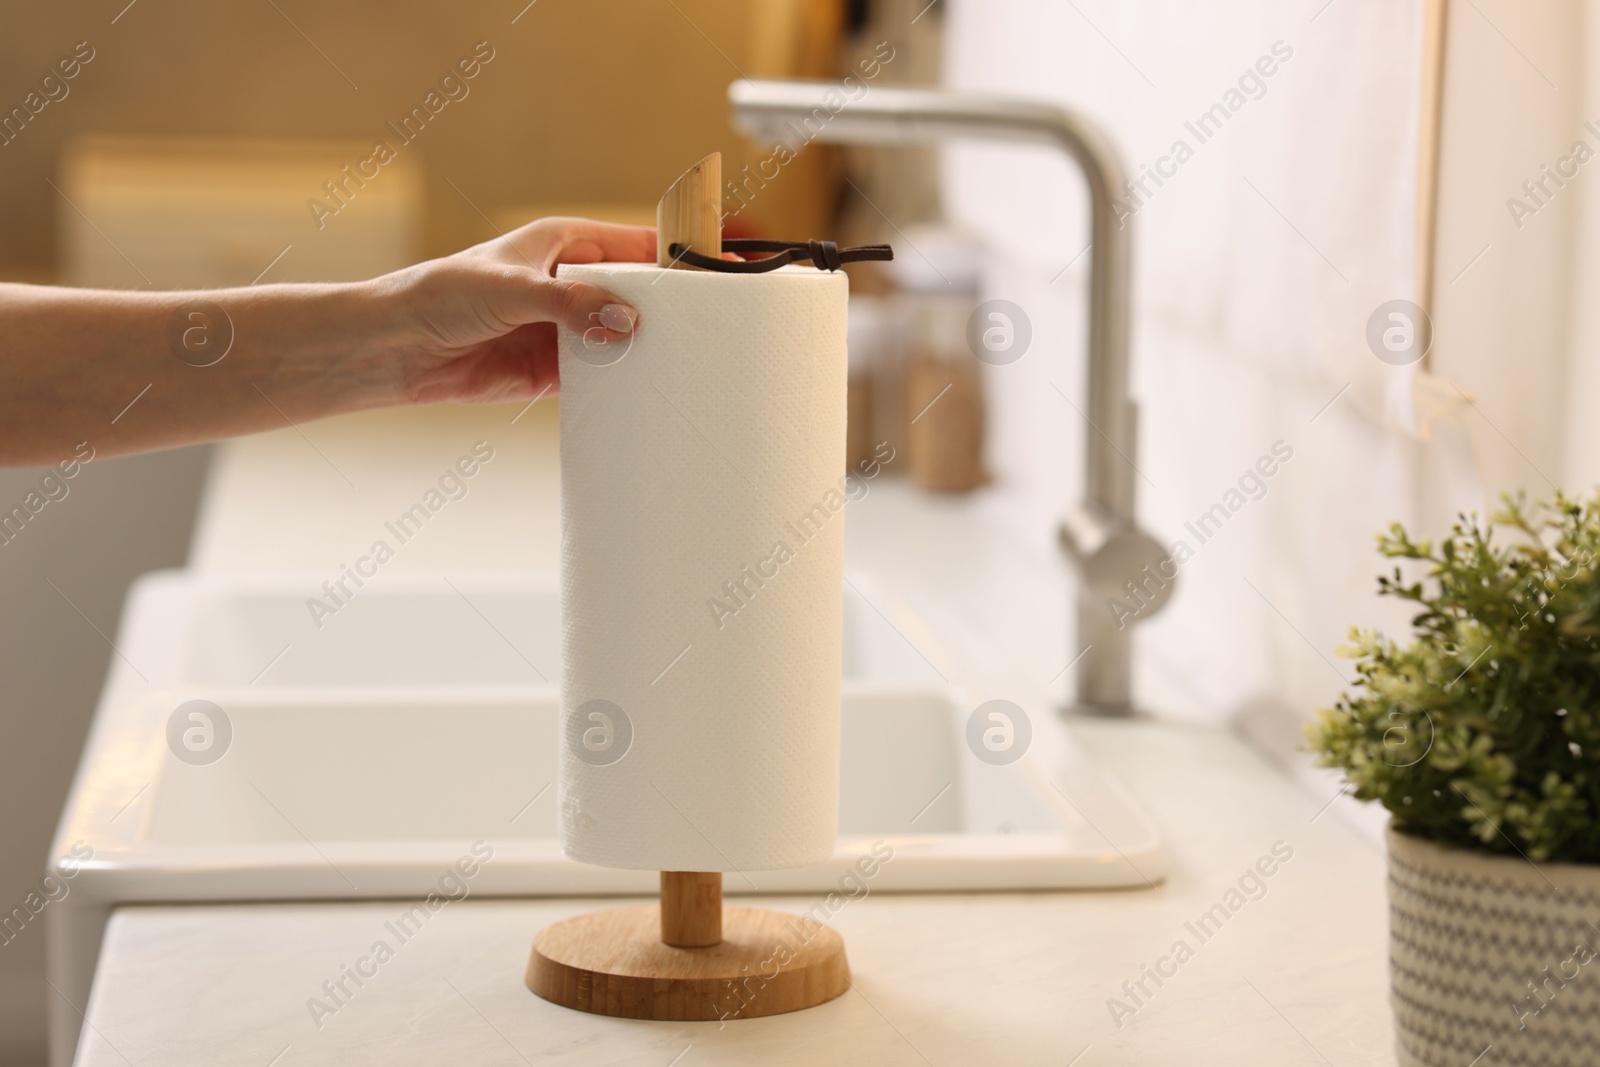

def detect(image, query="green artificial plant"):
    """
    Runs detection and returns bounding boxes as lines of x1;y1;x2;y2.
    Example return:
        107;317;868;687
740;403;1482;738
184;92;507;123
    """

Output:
1308;492;1600;863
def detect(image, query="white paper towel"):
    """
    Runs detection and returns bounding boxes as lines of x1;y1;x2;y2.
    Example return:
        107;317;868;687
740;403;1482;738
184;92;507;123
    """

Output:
556;262;848;872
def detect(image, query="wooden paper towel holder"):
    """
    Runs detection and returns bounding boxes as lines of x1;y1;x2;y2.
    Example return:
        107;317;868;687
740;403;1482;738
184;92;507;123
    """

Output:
525;154;850;1021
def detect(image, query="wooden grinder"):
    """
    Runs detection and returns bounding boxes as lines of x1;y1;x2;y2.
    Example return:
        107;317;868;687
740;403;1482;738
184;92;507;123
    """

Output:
525;154;850;1021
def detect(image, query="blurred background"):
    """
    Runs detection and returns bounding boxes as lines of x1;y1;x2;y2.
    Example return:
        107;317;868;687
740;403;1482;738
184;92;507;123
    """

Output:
2;0;1595;1061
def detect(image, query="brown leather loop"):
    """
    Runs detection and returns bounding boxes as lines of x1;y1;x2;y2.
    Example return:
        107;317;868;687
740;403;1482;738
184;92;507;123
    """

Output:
666;239;893;274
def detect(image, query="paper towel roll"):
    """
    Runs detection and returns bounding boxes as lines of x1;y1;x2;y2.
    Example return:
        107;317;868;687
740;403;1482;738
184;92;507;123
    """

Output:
556;262;848;872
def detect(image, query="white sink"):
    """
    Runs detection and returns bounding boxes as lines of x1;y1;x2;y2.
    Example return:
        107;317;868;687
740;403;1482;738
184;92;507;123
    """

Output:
49;570;1163;1065
66;680;1157;904
61;569;1162;896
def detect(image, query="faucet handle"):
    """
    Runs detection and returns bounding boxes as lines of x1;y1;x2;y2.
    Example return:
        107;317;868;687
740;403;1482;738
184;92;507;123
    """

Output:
1059;502;1176;621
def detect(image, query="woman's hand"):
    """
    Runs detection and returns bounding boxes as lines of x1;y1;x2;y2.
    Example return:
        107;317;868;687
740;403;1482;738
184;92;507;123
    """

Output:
382;216;653;405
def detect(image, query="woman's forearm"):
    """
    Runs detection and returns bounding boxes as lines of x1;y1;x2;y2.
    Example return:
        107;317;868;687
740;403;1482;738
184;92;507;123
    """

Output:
0;217;649;468
0;278;404;467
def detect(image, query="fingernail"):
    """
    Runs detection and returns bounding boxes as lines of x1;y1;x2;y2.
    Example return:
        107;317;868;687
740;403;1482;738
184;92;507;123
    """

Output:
599;303;637;333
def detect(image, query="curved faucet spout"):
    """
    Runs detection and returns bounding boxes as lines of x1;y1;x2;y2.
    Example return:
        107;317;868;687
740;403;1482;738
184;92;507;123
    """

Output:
728;79;1170;716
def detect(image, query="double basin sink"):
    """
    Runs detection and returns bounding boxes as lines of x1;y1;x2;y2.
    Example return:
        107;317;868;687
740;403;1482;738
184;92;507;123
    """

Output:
59;569;1162;896
47;569;1164;1059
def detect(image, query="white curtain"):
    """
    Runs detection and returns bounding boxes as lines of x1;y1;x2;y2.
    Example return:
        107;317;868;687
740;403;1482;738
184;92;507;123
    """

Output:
940;0;1485;736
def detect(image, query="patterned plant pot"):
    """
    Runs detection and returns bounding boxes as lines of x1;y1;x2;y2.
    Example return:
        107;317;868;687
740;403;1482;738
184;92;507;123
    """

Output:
1388;826;1600;1067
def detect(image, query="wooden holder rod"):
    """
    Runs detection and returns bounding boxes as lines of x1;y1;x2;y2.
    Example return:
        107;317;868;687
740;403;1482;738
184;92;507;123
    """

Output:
660;871;722;947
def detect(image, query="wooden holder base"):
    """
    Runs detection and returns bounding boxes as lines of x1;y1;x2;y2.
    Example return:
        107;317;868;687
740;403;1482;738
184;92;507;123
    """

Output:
526;903;849;1021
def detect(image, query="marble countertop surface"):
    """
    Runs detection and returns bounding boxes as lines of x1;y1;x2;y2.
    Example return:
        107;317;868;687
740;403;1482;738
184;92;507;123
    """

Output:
74;719;1389;1066
71;403;1393;1065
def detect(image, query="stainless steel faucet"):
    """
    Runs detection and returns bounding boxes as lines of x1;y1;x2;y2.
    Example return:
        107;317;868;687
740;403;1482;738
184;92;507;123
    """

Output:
729;79;1173;717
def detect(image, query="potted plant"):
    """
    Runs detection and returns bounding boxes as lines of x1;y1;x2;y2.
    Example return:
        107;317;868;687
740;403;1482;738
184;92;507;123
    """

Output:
1309;493;1600;1067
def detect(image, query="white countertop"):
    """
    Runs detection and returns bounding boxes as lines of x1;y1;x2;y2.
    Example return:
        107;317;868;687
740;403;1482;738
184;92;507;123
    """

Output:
73;403;1394;1065
75;722;1389;1066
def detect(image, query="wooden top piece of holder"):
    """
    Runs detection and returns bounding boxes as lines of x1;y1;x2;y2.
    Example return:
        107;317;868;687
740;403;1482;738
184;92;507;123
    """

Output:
656;152;722;269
